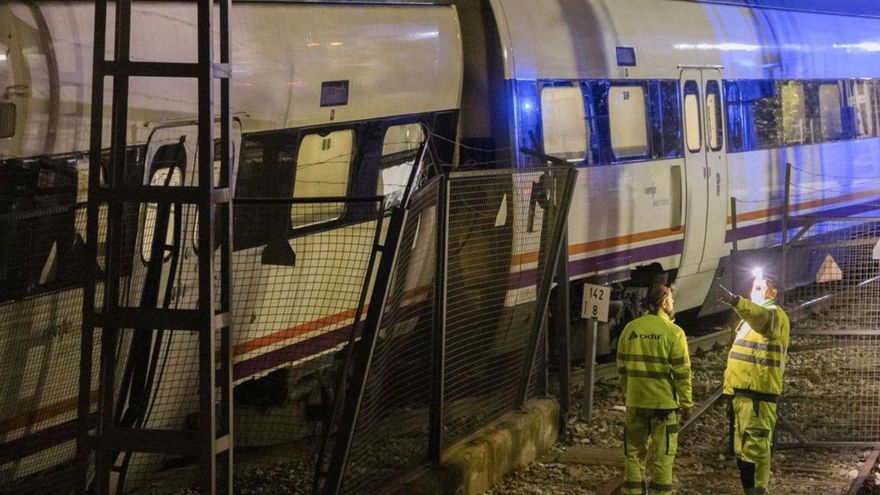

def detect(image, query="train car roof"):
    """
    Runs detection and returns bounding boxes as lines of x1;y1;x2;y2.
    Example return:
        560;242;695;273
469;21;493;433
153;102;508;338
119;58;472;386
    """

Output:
236;0;453;4
679;0;880;19
490;0;880;81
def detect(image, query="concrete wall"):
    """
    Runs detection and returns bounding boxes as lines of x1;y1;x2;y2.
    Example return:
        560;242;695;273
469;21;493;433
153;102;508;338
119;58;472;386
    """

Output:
389;398;559;495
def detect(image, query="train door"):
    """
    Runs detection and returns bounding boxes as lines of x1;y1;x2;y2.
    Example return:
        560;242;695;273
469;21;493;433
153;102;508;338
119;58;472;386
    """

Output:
677;68;729;308
0;5;34;156
114;121;241;491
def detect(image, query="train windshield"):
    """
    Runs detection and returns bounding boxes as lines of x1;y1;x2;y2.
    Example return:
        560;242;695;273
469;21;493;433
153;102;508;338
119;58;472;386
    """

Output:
291;129;353;228
141;166;182;264
378;123;425;208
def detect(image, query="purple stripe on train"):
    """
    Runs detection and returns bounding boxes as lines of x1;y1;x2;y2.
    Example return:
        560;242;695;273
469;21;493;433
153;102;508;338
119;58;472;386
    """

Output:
725;198;880;243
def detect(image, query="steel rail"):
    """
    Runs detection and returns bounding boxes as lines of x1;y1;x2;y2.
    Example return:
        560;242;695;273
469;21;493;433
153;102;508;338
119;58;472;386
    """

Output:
845;449;880;495
595;388;725;495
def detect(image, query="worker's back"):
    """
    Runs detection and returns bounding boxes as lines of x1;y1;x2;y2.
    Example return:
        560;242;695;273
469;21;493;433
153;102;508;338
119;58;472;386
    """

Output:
617;311;692;410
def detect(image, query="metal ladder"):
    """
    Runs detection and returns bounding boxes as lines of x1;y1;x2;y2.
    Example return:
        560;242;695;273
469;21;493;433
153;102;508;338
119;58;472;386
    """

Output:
78;1;234;493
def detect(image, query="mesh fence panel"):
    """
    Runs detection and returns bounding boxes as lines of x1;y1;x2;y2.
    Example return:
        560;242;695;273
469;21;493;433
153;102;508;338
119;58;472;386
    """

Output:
115;199;382;493
0;197;382;493
777;218;880;445
340;180;441;494
0;203;100;494
443;167;571;445
231;199;382;478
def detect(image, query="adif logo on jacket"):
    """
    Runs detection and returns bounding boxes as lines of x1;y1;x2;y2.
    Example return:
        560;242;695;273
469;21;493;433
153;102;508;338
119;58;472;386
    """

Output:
629;332;661;341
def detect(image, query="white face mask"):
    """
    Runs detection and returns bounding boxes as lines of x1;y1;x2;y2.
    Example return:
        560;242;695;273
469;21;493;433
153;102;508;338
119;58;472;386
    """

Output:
751;277;769;304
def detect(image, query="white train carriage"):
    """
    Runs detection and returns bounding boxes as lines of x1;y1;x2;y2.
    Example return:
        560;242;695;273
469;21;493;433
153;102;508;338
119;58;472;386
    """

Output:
455;0;880;346
3;0;880;490
0;1;461;490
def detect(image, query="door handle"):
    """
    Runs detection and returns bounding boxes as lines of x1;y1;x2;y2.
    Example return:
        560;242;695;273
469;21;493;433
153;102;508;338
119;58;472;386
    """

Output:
671;165;683;229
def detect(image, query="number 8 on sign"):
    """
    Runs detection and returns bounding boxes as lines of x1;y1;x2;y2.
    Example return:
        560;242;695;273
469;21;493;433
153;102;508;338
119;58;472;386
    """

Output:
582;283;610;322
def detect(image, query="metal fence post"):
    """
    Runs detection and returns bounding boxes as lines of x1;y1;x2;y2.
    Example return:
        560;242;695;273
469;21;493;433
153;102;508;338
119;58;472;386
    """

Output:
517;168;577;407
429;176;449;464
781;163;792;305
730;197;738;347
323;207;407;495
581;319;598;421
554;230;571;438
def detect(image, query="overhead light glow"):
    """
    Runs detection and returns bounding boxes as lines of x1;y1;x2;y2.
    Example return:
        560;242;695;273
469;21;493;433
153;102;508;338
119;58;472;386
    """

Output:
673;42;761;52
833;42;880;53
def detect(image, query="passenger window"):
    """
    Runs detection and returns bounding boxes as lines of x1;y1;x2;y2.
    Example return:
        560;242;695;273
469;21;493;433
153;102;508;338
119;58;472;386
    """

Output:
683;80;701;152
874;81;880;137
541;87;588;163
819;83;844;141
782;82;807;145
291;129;353;227
378;123;425;208
705;81;723;151
141;167;182;263
852;80;875;138
0;103;15;138
649;80;683;159
609;85;648;158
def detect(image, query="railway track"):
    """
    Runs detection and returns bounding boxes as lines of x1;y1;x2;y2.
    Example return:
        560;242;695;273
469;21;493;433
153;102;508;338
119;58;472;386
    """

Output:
594;388;726;495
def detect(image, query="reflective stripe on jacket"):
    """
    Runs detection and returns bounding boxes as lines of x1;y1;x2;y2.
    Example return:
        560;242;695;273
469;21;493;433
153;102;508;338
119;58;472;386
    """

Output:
723;298;791;397
617;312;693;410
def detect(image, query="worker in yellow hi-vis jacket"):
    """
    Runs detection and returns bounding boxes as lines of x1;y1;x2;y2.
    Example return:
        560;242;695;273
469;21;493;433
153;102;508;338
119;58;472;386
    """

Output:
719;269;790;495
617;284;693;495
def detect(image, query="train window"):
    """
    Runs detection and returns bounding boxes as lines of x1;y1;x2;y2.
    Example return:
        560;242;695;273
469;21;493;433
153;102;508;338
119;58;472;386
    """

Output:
683;80;701;152
724;81;745;152
819;83;844;141
141;167;181;263
706;81;723;151
541;87;588;163
648;81;682;159
851;80;876;138
874;81;880;136
378;123;425;208
875;81;880;136
0;103;15;138
609;85;648;158
291;129;353;227
782;82;807;145
751;81;781;149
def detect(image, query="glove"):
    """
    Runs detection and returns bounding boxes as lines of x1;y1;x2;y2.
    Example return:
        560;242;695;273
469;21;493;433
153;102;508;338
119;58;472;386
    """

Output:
717;286;740;307
680;408;692;423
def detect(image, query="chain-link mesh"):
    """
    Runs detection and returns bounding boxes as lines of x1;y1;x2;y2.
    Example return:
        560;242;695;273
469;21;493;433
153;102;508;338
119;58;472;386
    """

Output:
0;196;383;493
333;168;575;494
340;180;441;494
112;199;383;493
443;167;572;445
231;199;382;481
0;203;101;494
777;218;880;445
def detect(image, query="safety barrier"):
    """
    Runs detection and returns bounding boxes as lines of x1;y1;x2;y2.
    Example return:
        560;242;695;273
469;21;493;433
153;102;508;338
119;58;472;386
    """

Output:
778;215;880;447
0;197;386;493
320;166;577;495
0;202;97;494
730;163;880;448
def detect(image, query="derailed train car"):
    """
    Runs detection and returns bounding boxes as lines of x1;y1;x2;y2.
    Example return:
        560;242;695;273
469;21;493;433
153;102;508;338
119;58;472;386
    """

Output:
2;0;880;491
458;0;880;349
0;1;461;492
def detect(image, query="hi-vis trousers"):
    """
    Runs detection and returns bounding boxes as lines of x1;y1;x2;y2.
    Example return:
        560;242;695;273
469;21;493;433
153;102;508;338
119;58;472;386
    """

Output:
731;394;777;495
623;408;679;495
